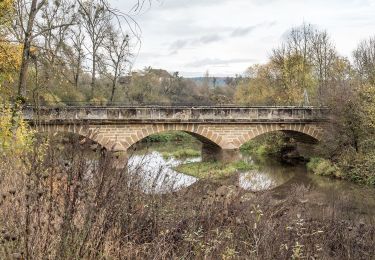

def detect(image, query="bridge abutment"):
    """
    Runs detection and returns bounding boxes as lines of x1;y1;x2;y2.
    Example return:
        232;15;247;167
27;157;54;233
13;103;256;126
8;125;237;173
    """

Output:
201;143;222;161
219;149;242;162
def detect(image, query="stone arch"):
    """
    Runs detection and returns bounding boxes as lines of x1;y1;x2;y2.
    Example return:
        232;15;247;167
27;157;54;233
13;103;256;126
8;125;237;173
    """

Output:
121;123;223;151
34;124;110;150
236;123;323;149
33;122;325;154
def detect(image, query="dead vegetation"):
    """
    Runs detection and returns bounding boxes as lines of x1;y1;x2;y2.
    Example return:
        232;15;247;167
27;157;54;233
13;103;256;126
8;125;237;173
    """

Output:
0;136;374;259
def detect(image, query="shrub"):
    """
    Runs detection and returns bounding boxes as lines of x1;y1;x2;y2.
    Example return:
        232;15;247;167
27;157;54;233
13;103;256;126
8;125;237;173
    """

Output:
0;104;34;155
306;157;322;172
240;141;257;152
1;136;374;259
307;157;340;177
338;152;375;185
255;145;268;156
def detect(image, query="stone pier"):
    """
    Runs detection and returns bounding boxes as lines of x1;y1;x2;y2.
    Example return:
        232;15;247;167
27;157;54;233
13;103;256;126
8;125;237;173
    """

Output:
202;142;242;162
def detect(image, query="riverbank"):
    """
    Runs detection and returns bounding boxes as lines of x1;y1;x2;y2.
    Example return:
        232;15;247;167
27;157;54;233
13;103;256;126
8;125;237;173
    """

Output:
239;134;375;187
306;156;375;186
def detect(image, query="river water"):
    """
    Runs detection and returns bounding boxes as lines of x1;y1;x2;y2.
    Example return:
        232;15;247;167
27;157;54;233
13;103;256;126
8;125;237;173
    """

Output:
127;149;297;193
127;141;375;222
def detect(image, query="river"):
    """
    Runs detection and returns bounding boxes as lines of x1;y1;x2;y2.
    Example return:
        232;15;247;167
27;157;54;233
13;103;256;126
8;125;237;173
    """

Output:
126;141;375;223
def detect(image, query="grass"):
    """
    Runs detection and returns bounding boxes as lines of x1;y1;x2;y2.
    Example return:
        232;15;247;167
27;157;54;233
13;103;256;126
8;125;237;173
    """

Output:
174;160;256;180
161;148;200;159
144;132;195;143
129;140;201;156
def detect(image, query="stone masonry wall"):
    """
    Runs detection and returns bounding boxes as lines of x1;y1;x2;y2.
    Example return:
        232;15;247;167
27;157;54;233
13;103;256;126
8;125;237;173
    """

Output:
37;122;324;152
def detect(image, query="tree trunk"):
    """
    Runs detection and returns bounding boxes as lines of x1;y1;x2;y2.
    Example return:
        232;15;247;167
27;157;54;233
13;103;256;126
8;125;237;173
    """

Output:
110;64;119;103
74;52;82;89
91;53;96;100
110;79;116;103
17;0;40;99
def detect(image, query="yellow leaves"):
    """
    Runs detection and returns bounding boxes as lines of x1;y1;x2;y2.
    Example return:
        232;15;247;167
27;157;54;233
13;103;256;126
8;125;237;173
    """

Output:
29;45;38;55
0;0;13;12
0;41;22;96
0;0;20;96
235;55;320;106
0;0;14;30
235;65;269;105
0;0;14;21
0;104;34;157
0;42;22;79
40;92;63;106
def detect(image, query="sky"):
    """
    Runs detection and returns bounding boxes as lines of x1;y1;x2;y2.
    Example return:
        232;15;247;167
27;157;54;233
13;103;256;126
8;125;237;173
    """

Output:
110;0;375;77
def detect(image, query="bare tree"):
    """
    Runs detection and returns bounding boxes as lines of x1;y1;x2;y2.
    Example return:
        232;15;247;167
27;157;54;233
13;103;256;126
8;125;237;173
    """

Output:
78;0;112;99
36;0;76;88
9;0;154;102
311;31;337;101
16;0;48;99
99;26;130;102
65;21;87;89
13;0;77;100
272;24;315;91
353;37;375;85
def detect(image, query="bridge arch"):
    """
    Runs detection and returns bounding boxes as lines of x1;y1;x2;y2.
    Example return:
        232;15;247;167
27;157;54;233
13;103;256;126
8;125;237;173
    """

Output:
233;123;323;149
35;124;110;150
34;123;324;156
122;124;223;151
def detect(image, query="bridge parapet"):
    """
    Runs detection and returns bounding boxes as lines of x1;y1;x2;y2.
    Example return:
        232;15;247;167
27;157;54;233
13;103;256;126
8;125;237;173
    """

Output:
23;106;329;123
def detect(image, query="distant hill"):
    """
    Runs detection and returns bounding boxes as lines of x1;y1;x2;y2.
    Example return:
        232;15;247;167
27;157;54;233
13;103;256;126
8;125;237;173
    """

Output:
188;77;231;87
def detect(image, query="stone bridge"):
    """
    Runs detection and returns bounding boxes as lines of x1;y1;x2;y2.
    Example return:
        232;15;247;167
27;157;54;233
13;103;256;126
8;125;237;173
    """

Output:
23;106;329;164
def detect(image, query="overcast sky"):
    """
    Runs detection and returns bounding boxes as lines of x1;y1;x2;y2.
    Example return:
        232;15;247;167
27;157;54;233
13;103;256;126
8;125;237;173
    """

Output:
110;0;375;77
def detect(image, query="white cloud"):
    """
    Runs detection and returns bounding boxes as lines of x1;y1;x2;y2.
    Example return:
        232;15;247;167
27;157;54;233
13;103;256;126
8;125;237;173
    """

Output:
110;0;375;77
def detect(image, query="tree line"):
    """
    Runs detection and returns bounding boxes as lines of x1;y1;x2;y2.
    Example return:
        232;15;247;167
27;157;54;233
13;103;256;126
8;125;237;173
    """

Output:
1;0;153;104
1;0;239;105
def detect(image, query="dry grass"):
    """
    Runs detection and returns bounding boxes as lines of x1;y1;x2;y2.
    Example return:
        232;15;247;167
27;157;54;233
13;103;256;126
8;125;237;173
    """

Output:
0;136;374;259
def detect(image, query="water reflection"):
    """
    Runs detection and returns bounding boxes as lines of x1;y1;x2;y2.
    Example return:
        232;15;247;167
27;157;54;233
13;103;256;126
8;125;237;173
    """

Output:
127;143;302;193
128;151;199;193
238;155;297;191
239;171;276;191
